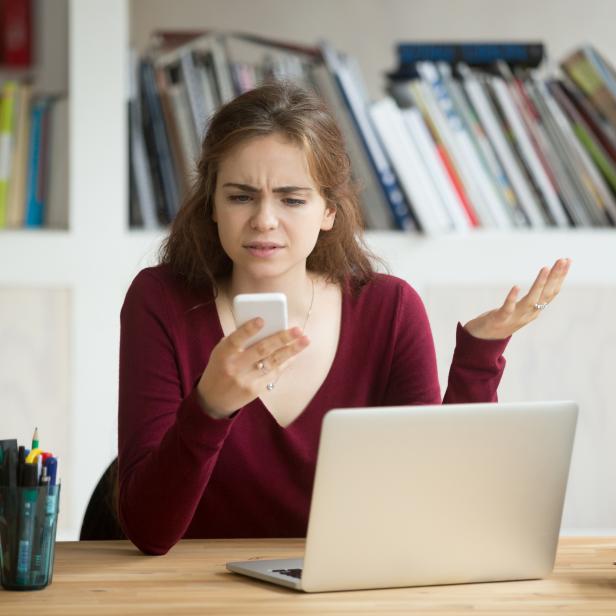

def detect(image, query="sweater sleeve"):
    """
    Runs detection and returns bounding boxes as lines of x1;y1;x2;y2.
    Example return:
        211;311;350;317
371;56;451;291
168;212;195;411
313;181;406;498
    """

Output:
442;322;511;404
383;280;510;406
117;270;238;555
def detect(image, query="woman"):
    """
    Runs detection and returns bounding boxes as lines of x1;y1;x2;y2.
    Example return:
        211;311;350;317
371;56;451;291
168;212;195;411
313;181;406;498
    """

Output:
118;80;570;555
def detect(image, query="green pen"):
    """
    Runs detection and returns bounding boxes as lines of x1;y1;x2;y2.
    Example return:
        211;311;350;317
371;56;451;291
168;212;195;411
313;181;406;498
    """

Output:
31;427;39;450
15;463;38;586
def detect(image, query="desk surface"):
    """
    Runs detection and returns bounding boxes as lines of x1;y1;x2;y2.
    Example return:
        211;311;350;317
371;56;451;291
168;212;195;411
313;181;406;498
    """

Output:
0;537;615;614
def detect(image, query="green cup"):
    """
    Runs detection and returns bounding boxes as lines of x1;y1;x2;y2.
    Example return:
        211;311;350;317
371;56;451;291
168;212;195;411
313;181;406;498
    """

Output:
0;484;61;590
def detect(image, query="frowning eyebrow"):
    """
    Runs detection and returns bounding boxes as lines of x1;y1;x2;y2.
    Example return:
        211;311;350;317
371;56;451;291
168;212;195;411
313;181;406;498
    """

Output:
222;182;313;194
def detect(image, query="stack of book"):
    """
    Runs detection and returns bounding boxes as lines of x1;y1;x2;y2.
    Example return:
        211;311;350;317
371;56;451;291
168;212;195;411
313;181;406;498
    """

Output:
0;82;68;230
129;33;616;234
374;42;616;233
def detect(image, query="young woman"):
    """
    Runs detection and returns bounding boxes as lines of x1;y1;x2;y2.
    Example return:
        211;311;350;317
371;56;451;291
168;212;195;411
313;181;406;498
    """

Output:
118;81;570;555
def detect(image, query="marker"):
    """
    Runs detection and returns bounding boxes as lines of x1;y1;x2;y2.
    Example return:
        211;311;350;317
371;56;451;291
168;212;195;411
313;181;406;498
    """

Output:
31;427;39;450
38;457;59;584
16;463;38;585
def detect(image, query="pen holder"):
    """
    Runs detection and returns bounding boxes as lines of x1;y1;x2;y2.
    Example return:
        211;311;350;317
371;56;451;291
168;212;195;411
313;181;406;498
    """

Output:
0;484;61;591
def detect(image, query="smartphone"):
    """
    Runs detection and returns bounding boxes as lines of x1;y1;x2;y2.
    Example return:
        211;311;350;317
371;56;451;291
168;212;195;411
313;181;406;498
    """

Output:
232;293;288;348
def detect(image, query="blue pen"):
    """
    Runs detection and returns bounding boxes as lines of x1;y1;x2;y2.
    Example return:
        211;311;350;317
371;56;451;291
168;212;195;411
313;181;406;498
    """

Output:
37;457;59;584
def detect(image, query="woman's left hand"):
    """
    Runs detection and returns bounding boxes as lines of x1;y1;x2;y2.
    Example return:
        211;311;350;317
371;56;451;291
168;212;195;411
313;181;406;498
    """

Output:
462;257;572;341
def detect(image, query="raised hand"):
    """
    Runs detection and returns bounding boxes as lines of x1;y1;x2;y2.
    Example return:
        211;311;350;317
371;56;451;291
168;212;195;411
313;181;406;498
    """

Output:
462;258;571;341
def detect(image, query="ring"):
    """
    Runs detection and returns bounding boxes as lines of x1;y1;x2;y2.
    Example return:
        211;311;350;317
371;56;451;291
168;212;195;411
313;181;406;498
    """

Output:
533;303;548;310
256;360;267;372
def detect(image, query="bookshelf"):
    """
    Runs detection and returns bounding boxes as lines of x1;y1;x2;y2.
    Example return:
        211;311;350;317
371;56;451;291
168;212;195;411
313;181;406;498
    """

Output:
2;0;616;541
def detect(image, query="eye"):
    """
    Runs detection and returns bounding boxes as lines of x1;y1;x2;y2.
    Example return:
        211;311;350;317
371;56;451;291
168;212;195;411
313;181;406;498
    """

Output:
228;195;251;203
284;198;306;206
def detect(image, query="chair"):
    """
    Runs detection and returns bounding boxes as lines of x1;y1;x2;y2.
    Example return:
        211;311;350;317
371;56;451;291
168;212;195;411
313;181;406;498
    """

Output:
79;457;126;540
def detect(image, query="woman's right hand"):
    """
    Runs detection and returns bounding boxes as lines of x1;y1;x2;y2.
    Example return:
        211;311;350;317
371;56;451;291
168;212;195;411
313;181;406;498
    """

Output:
196;318;310;419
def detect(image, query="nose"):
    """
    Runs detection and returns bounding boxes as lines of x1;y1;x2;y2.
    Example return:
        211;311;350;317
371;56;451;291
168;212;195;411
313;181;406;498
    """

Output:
250;197;279;231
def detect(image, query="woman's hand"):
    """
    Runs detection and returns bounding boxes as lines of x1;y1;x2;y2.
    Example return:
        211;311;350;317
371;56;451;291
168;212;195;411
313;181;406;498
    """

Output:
462;257;571;341
196;318;310;419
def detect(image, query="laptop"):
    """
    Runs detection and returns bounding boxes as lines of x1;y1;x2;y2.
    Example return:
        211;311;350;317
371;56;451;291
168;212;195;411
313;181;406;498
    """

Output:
226;400;578;592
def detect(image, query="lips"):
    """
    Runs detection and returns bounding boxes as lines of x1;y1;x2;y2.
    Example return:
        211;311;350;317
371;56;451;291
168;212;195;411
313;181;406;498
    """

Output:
244;241;284;258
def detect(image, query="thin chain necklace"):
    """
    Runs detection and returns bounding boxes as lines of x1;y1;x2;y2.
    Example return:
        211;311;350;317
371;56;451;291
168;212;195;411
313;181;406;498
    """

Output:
265;276;315;391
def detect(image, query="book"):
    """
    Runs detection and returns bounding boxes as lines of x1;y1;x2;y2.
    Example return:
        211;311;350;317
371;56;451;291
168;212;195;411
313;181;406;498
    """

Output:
438;62;521;227
45;97;69;229
401;104;472;231
408;77;493;227
560;48;616;129
548;79;616;224
524;78;594;226
489;73;569;227
457;63;547;227
129;49;158;230
319;39;416;231
369;97;452;235
5;82;31;228
395;42;545;69
24;97;52;228
139;58;181;222
0;81;17;228
538;79;612;226
1;0;32;68
310;62;401;231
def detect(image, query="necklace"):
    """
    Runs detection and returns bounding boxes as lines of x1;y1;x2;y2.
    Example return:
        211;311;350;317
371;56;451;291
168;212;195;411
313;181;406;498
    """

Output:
265;276;315;391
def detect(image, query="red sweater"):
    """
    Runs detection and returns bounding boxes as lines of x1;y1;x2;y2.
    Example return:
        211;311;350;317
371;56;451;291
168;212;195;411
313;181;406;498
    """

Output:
118;265;510;555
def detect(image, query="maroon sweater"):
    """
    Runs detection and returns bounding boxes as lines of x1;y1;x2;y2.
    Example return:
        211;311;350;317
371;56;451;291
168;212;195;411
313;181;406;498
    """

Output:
118;265;510;555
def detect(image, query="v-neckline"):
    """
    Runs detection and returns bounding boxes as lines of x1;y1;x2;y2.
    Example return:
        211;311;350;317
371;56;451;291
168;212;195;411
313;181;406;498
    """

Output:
211;282;347;431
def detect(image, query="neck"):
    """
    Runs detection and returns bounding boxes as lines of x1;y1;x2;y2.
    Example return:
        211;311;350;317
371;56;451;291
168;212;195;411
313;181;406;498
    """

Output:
226;265;315;326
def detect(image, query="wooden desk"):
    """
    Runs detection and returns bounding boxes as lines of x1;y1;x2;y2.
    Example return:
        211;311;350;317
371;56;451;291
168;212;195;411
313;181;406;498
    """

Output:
0;537;615;614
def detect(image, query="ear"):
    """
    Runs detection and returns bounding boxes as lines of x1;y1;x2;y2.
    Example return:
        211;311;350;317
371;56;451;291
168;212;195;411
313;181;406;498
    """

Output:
320;204;336;231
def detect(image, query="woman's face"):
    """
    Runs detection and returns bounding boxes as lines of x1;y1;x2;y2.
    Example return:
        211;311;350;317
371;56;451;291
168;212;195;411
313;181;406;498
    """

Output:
212;133;335;282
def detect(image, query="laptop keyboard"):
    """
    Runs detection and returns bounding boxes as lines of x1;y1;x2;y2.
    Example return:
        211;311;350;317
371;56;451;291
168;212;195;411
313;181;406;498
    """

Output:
272;568;303;579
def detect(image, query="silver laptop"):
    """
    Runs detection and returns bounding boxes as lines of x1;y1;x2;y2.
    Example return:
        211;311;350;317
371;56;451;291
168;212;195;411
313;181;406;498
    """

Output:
226;400;578;592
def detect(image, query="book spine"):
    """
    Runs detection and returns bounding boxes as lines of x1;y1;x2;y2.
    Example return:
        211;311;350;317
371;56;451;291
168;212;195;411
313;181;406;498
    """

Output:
310;63;401;230
25;100;45;227
537;79;609;226
396;42;544;68
369;97;450;234
319;40;415;230
401;106;471;231
141;59;181;220
6;83;31;228
1;0;32;67
491;75;568;227
180;50;208;140
0;82;17;228
458;63;545;227
417;61;511;228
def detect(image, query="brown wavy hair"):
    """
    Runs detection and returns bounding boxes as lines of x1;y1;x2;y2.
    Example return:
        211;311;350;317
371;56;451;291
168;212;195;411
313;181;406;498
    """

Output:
159;79;384;293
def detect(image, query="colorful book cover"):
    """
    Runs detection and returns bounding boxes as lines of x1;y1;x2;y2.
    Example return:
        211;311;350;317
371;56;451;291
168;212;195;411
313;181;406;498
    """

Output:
0;81;17;228
24;98;51;228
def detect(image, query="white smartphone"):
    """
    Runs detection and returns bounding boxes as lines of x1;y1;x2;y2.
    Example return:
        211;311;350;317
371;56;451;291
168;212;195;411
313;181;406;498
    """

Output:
232;293;288;348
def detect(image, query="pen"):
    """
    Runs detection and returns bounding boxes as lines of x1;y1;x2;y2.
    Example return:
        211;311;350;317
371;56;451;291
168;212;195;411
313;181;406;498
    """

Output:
31;427;39;450
15;463;38;585
38;457;59;584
